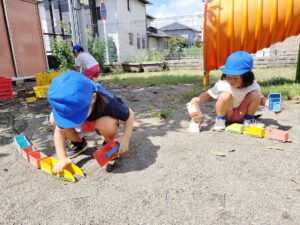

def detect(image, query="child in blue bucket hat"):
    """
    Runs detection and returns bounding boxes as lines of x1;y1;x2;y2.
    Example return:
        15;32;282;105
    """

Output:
47;71;134;173
73;44;101;80
189;51;271;131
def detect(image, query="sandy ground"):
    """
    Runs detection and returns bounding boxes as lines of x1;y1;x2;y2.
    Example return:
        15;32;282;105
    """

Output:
0;82;300;225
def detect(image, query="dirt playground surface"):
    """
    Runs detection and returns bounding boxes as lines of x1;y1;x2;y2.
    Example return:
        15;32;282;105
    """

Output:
0;82;300;225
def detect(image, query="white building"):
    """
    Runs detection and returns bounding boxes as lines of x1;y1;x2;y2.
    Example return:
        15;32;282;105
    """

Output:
97;0;151;62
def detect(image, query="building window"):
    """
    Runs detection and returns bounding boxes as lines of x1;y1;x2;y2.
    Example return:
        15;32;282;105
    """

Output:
127;0;131;11
129;33;133;45
137;34;140;49
163;40;168;49
142;37;146;49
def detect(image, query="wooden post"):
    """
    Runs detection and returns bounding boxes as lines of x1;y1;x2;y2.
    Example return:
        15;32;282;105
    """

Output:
203;71;210;90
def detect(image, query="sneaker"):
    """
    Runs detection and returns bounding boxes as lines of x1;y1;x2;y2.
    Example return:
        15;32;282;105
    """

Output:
212;118;226;131
243;119;265;128
66;137;88;159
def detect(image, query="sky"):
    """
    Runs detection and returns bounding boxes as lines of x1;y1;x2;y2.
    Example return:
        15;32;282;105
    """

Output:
146;0;204;18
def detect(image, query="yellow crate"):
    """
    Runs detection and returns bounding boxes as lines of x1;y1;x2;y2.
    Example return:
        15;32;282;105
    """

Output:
35;72;51;86
50;71;63;81
33;85;50;98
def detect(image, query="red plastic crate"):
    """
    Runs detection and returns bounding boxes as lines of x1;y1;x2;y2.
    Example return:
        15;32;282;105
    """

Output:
0;77;13;101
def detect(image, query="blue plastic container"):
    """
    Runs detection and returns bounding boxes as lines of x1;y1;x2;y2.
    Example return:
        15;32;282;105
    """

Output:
268;93;282;112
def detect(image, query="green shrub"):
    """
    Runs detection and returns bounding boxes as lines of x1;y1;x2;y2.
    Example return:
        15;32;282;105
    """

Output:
50;37;74;70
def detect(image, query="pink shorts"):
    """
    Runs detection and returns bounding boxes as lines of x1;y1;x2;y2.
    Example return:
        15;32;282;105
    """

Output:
84;65;100;79
225;92;257;122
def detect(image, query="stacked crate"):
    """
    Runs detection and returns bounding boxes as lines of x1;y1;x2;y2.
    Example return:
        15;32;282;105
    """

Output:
0;77;14;101
33;71;62;98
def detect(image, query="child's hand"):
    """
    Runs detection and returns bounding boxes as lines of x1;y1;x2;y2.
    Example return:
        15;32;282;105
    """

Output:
190;97;200;104
52;157;72;174
116;136;129;155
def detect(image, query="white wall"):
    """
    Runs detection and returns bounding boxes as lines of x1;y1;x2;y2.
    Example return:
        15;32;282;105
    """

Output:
116;0;148;62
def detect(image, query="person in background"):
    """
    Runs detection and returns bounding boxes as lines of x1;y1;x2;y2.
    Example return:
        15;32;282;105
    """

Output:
47;71;134;173
73;44;101;80
189;51;271;131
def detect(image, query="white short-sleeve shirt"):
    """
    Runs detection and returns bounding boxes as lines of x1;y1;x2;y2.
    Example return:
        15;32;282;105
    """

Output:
207;80;263;108
75;52;98;71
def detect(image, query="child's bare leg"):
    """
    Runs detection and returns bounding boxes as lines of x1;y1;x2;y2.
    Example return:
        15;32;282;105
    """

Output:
246;91;261;115
215;92;233;116
49;112;81;142
94;116;118;142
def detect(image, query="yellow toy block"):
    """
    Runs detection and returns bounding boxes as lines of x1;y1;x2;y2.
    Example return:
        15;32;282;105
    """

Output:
40;157;84;182
64;164;85;177
245;125;265;138
26;97;37;103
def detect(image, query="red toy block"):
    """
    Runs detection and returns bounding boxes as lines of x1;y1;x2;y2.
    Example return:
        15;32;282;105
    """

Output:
28;151;48;168
22;146;36;161
93;141;120;167
266;128;289;142
83;121;95;133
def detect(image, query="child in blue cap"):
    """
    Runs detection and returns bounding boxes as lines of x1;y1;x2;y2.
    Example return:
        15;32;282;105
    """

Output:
189;51;270;131
47;71;134;173
73;44;101;79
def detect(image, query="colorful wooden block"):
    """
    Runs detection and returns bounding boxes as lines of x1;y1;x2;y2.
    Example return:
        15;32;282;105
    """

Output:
40;157;80;182
16;140;31;153
64;164;85;177
93;141;120;167
225;123;244;134
28;151;48;168
268;93;282;112
245;126;265;138
40;157;58;175
266;128;289;142
186;102;202;121
14;135;27;143
22;146;35;161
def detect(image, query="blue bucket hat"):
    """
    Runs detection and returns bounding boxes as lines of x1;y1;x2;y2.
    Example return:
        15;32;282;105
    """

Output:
72;44;82;52
47;71;96;129
222;51;253;76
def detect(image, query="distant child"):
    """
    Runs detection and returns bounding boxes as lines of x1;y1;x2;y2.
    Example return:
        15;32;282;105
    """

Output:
189;51;270;131
47;71;134;173
73;44;101;79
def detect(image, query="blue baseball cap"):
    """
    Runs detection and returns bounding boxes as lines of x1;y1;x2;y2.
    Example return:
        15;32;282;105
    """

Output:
222;51;253;76
47;71;96;129
72;44;82;52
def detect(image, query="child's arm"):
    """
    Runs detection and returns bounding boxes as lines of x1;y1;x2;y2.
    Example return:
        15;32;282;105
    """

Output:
260;96;269;107
190;91;211;105
118;108;135;154
52;127;72;173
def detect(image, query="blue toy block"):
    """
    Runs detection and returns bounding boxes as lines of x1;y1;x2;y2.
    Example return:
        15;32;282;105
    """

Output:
14;135;27;143
268;93;282;112
16;140;31;153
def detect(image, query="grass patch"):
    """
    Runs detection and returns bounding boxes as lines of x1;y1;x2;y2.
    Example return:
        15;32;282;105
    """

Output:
258;77;300;100
150;107;172;119
100;67;300;100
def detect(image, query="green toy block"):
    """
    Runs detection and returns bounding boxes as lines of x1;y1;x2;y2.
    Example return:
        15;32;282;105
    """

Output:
225;123;244;134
